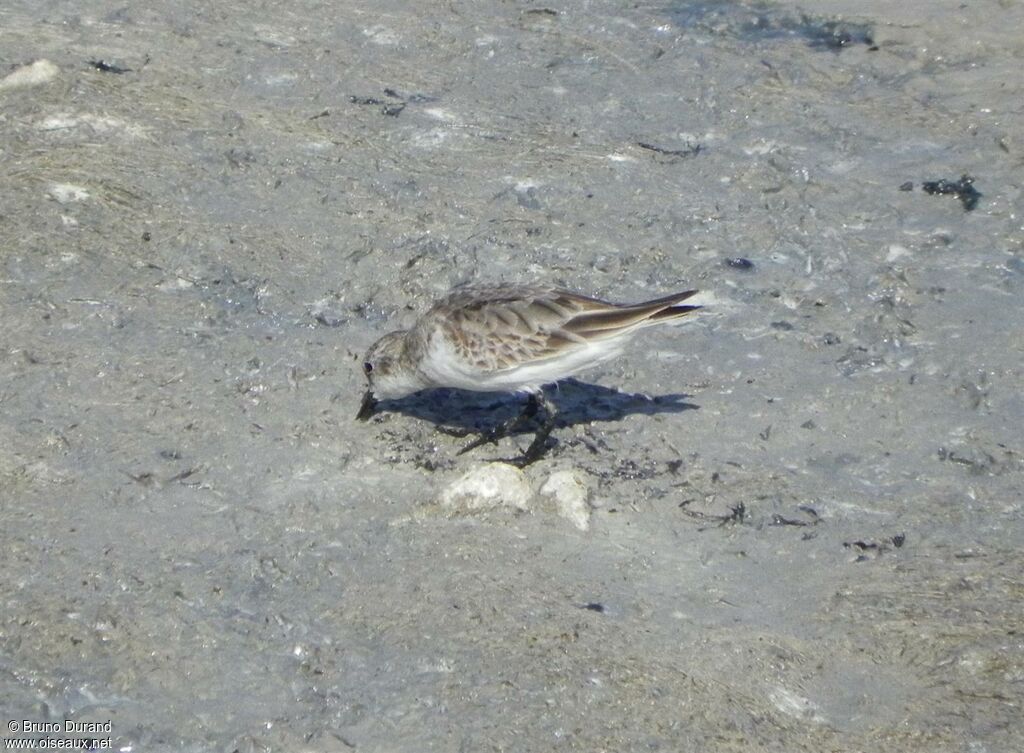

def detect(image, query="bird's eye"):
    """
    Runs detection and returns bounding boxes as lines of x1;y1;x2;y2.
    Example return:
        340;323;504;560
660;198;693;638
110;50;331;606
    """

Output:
363;362;373;374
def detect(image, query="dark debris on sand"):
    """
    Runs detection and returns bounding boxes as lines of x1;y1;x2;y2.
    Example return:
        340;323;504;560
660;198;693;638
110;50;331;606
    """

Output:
921;175;982;211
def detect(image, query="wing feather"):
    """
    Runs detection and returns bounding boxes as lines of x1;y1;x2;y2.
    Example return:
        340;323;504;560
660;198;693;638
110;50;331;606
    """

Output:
420;284;699;376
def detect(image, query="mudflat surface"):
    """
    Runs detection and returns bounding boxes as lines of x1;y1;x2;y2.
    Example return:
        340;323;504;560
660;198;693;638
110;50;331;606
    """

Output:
2;1;1022;750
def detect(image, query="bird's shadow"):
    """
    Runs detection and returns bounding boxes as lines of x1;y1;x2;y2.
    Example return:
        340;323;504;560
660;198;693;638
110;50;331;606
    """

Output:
370;378;698;435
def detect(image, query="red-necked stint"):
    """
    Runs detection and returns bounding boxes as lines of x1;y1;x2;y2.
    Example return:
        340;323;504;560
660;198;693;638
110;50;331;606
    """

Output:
357;283;703;464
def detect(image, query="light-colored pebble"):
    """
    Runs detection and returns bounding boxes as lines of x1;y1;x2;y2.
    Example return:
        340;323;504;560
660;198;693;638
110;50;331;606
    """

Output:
539;469;591;531
438;463;533;514
47;183;90;203
0;59;60;91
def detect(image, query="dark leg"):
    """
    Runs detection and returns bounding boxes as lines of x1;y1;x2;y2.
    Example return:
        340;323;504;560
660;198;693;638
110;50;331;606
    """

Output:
513;393;558;467
457;393;540;455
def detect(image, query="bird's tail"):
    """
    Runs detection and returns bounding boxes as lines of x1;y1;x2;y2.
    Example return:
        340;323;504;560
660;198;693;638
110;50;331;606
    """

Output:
639;290;702;324
562;290;701;337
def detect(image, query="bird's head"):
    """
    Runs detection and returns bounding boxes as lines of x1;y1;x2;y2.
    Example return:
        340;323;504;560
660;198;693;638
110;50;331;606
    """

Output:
355;331;422;420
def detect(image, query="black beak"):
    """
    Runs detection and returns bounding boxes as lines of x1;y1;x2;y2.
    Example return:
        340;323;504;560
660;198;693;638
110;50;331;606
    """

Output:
356;390;378;421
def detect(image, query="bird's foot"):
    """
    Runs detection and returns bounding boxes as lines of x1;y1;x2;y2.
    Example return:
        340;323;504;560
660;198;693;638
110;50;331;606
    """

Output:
510;409;557;467
457;429;504;455
437;426;473;438
457;414;532;455
456;394;544;457
456;394;557;466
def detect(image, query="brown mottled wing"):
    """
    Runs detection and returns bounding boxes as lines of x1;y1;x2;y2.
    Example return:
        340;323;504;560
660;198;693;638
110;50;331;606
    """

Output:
423;285;588;372
423;285;699;374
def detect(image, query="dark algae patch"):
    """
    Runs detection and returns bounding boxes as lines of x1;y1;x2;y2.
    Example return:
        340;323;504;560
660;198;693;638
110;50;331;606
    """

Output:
922;175;982;211
349;88;434;118
637;141;702;159
668;2;874;51
741;13;874;50
88;59;132;73
725;257;755;271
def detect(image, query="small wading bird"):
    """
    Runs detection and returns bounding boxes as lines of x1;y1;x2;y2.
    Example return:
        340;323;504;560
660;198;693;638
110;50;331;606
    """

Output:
357;283;702;465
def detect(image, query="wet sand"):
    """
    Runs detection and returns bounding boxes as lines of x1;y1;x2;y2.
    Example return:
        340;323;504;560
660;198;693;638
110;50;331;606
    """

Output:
2;1;1022;750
